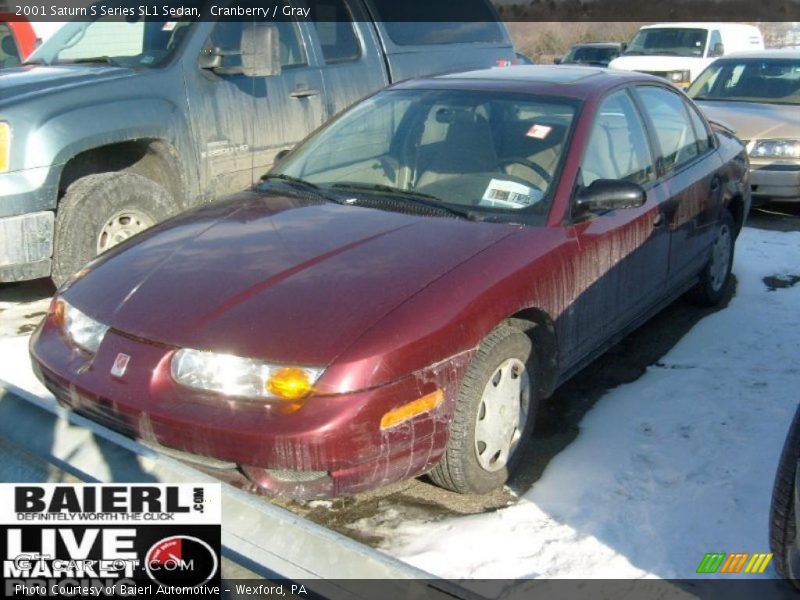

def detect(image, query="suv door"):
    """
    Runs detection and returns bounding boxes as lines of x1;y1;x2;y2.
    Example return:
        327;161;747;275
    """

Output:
633;85;723;286
305;0;389;116
250;19;327;182
187;20;257;201
565;88;669;359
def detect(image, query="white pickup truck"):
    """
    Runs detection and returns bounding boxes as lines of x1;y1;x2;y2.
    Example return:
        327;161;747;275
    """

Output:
609;22;764;89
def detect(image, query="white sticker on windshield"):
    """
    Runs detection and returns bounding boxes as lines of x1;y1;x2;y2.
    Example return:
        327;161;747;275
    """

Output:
163;21;177;31
481;179;543;208
526;124;552;139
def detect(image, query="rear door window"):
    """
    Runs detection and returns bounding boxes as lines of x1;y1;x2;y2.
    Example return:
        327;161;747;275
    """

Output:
311;0;361;63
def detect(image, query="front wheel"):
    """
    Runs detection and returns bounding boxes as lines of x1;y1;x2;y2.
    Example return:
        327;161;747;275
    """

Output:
687;209;736;307
430;324;539;494
52;172;176;287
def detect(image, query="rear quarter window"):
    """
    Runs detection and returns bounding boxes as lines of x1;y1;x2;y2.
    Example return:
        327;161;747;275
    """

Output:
368;0;504;46
310;0;361;63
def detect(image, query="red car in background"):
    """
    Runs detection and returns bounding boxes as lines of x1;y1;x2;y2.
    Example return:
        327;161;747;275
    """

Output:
0;16;36;67
31;66;750;498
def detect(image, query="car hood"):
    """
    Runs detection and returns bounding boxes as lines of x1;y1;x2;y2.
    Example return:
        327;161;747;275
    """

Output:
63;191;516;367
694;100;800;141
0;64;135;105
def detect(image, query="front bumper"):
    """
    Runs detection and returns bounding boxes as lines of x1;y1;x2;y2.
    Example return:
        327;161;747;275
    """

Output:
749;164;800;202
0;166;59;281
30;315;465;498
0;211;54;281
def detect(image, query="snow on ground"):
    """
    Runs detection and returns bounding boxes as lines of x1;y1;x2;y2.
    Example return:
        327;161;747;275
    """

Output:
0;227;798;580
346;227;800;579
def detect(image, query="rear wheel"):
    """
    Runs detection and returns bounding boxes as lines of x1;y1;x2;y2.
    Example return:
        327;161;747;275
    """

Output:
430;324;538;494
688;209;735;307
52;172;176;287
770;405;800;587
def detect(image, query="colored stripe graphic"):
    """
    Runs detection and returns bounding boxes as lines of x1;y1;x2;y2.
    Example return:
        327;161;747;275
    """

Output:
720;553;749;574
696;552;773;574
744;553;773;574
697;553;726;574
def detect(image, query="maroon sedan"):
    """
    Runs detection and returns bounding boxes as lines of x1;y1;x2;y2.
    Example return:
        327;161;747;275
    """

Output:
30;66;749;498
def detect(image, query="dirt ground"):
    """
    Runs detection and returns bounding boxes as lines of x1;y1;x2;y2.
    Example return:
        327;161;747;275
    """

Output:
1;201;798;545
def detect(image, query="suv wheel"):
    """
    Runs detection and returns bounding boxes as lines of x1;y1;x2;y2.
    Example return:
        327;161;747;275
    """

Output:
52;172;175;286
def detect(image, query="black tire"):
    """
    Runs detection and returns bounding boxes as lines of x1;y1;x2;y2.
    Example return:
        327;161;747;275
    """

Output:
770;404;800;585
430;323;539;494
687;209;736;307
52;172;176;287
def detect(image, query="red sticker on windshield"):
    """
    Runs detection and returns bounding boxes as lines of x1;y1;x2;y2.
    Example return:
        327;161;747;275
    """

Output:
526;124;552;139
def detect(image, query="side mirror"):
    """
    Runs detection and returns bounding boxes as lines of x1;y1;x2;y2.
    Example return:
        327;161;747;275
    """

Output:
709;42;725;58
241;24;281;78
553;56;562;65
274;148;292;164
199;25;281;77
575;179;646;215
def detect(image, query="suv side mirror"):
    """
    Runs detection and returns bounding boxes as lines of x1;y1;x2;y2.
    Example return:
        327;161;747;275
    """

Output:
199;24;281;77
709;42;725;58
553;56;562;65
575;179;646;215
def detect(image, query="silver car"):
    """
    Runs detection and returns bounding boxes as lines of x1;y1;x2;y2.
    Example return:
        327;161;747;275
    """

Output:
688;50;800;204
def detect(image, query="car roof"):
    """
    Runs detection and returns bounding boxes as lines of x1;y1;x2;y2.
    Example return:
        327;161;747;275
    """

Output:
715;49;800;60
393;65;662;98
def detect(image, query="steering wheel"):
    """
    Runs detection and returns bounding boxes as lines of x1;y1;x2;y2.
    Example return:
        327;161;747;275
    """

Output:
494;157;552;187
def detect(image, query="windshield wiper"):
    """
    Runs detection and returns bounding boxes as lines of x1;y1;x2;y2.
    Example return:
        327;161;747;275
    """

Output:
22;58;48;66
260;173;345;204
329;182;478;221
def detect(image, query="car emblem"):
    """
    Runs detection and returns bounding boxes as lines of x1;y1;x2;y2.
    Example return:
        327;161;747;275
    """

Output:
111;353;131;377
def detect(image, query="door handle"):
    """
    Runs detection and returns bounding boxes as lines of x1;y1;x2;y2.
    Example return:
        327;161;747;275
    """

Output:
290;87;320;99
653;212;664;228
710;176;721;193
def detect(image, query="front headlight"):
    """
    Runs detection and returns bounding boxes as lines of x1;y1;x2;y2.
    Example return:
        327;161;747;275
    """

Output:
667;70;691;86
53;298;109;354
170;348;323;401
747;139;800;159
0;122;10;173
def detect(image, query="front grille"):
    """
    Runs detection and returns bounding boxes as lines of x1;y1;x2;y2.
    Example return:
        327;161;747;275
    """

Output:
639;70;670;79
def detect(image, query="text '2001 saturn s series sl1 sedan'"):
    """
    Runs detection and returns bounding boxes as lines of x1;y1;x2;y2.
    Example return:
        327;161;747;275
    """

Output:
30;66;750;498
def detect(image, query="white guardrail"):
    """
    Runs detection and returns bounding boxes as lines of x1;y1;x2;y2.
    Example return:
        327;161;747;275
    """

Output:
0;378;485;600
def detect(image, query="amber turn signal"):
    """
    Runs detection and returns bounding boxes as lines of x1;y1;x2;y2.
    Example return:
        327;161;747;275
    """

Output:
267;367;315;400
380;389;444;430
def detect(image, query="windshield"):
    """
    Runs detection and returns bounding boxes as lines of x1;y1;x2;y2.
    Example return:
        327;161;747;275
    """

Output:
563;46;619;65
624;28;707;58
688;59;800;105
27;17;192;67
271;89;578;217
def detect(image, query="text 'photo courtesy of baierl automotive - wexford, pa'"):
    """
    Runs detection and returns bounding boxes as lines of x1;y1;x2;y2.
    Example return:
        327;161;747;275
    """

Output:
1;0;800;599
